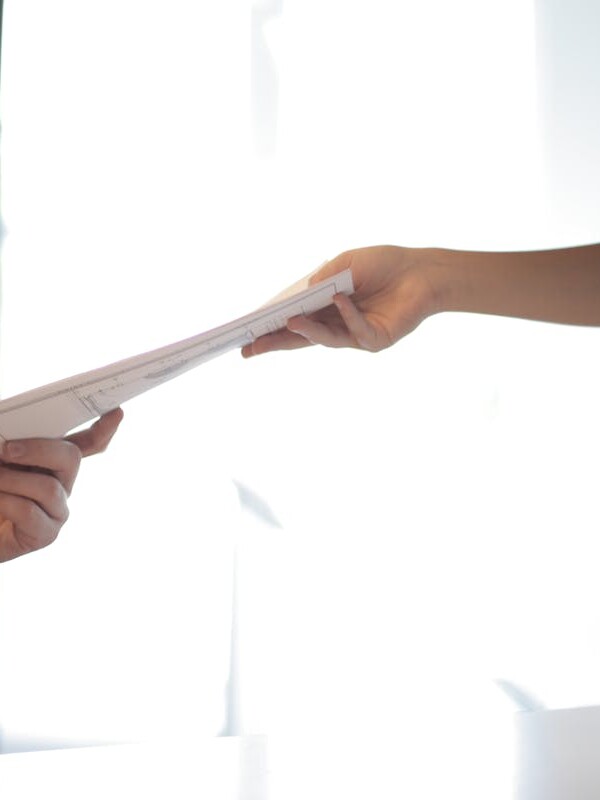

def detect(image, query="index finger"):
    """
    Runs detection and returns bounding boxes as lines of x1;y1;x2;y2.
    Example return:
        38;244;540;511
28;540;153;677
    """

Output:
0;438;82;494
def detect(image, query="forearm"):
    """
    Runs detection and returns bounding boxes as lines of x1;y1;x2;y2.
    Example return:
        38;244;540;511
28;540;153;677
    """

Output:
426;244;600;326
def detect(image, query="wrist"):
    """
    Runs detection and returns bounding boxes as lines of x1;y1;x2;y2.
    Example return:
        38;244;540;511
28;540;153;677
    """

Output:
411;247;467;315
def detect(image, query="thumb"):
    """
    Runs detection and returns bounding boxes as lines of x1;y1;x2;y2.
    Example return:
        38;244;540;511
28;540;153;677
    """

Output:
308;251;354;286
67;408;124;457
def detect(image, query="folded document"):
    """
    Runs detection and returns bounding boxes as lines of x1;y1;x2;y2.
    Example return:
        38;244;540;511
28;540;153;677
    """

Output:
0;270;353;441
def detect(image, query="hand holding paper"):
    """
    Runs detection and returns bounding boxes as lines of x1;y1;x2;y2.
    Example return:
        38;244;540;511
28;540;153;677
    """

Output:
241;247;433;357
0;409;123;562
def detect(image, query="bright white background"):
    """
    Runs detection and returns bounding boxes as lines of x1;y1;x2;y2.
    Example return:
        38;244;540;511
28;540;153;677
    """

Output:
0;1;599;797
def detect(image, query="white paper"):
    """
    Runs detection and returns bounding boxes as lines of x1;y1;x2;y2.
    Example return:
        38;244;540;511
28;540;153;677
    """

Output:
0;270;353;441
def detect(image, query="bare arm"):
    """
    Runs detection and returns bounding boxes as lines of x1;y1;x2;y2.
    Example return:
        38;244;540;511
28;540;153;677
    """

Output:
242;243;600;358
432;243;600;325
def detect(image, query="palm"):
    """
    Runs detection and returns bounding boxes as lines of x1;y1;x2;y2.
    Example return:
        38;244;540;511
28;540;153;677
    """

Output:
320;247;432;348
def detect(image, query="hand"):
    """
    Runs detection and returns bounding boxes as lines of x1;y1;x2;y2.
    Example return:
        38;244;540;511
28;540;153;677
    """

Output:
241;246;438;357
0;408;124;562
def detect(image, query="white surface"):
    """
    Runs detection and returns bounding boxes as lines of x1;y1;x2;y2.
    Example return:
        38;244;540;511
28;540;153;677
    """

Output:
0;270;352;440
516;706;600;800
0;736;268;800
5;711;600;800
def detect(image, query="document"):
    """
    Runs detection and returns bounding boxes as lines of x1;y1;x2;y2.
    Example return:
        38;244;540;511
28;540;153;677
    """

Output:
0;269;353;441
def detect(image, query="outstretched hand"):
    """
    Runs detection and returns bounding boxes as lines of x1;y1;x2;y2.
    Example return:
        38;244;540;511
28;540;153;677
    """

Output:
0;408;123;562
241;246;438;358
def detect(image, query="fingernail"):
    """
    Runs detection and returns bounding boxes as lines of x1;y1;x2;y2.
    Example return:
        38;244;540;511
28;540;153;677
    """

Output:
6;442;25;459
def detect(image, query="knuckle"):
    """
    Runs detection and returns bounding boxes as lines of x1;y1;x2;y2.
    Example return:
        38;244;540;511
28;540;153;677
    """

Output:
46;478;69;520
21;501;39;530
61;503;71;525
24;507;61;548
44;524;61;547
48;477;67;507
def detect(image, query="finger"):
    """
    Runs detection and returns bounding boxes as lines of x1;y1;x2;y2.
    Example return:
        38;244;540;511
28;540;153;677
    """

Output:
332;293;384;350
0;466;68;521
0;515;20;562
242;329;313;358
0;439;82;495
286;314;353;348
66;407;124;457
0;494;59;555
